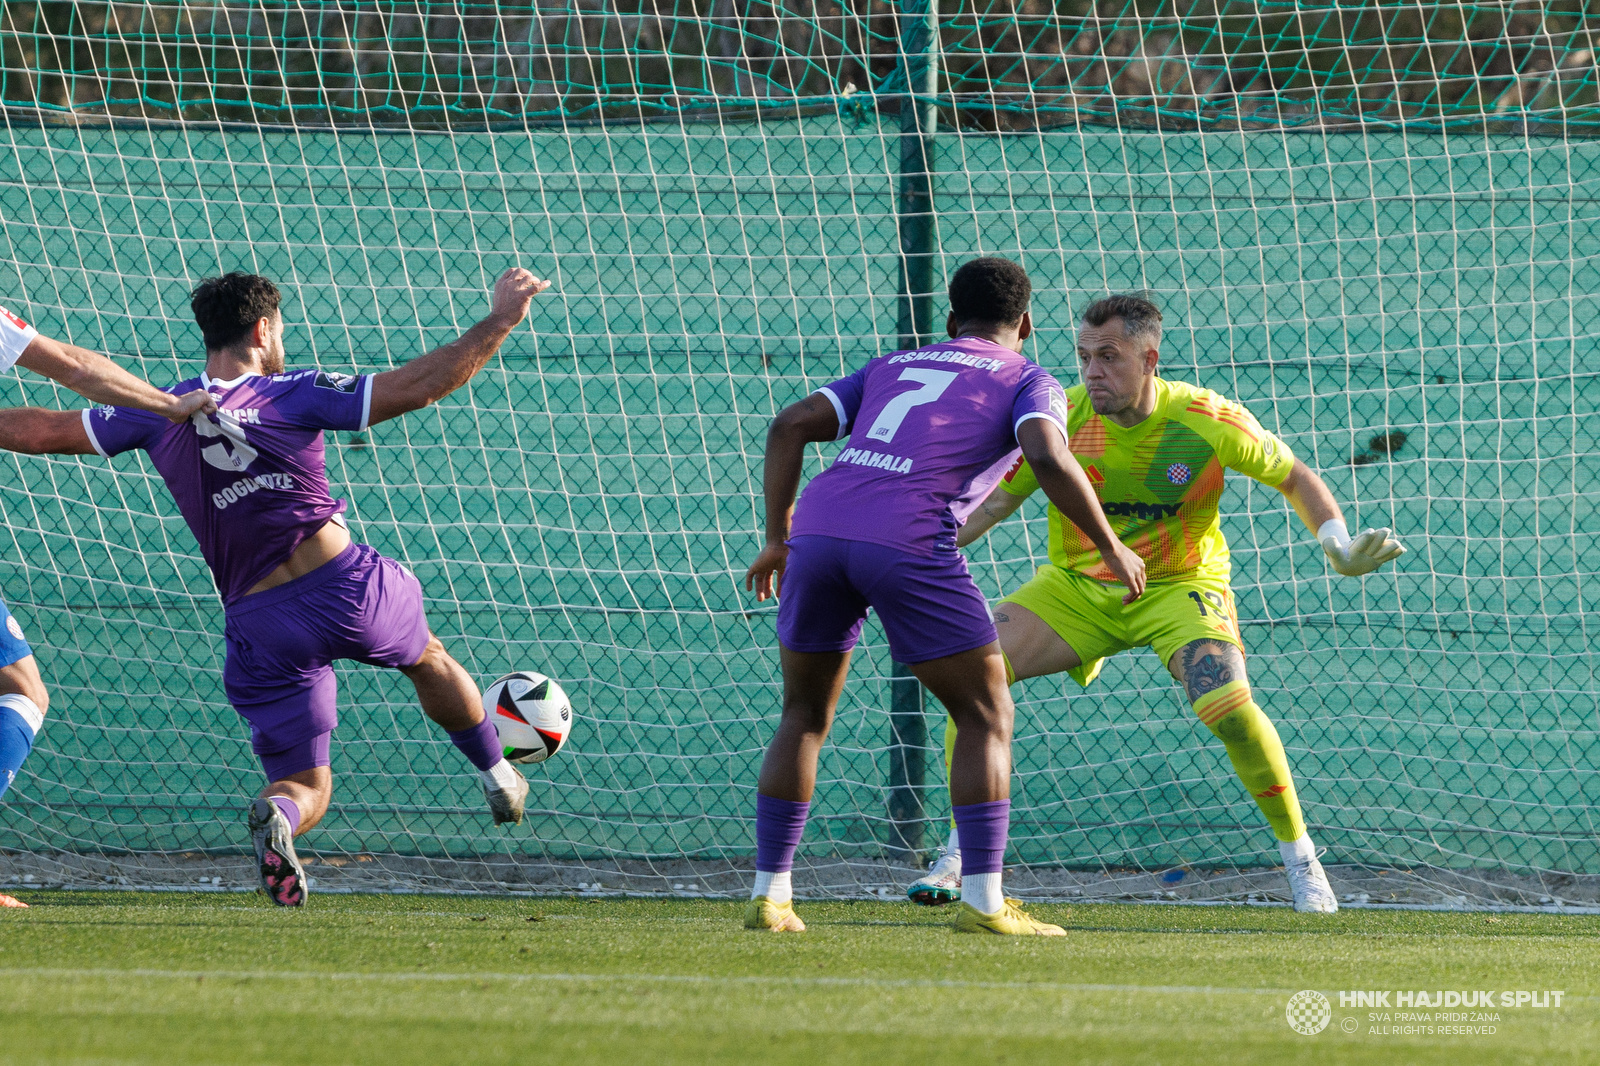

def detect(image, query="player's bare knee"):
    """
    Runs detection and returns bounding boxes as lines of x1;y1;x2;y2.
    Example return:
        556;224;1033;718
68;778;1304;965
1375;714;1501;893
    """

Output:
948;699;1012;742
778;700;832;738
399;635;449;677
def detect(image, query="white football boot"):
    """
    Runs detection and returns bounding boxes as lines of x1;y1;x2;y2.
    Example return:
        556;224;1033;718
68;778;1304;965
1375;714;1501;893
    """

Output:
482;762;530;825
1285;851;1339;913
248;797;307;908
907;848;962;906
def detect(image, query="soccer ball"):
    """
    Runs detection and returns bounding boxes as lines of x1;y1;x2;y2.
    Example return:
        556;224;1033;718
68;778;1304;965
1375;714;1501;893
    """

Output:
482;671;573;765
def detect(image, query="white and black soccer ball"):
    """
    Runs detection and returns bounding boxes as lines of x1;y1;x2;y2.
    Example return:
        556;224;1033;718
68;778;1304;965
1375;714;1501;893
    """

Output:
483;671;573;765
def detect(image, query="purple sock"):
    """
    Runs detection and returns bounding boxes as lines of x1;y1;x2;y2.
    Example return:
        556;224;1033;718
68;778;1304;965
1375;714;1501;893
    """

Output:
952;799;1010;875
269;795;302;836
754;794;810;872
448;716;504;771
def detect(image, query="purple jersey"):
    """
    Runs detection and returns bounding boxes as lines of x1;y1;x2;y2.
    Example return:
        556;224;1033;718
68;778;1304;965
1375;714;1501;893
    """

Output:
82;369;373;605
790;337;1069;555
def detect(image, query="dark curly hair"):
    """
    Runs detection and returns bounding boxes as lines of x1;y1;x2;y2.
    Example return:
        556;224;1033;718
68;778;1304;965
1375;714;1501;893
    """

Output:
190;272;282;351
1081;292;1162;347
947;257;1032;328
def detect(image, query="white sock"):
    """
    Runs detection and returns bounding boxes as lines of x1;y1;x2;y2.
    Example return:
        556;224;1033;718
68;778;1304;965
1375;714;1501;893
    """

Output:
479;758;522;791
964;871;1003;914
1281;834;1317;866
752;870;792;904
946;824;960;856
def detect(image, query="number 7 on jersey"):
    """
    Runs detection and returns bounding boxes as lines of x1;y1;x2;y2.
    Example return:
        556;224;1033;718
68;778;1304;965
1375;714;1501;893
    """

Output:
866;369;959;444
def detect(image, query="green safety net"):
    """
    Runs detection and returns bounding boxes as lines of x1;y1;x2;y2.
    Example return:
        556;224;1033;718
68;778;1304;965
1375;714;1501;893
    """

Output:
0;4;1597;904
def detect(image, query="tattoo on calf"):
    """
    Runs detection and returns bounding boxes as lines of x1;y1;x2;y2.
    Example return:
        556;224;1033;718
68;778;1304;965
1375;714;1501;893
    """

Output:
1181;642;1241;702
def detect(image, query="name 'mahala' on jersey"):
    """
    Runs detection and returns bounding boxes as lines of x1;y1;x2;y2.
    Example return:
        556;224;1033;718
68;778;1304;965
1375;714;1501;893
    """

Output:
81;369;373;604
1000;377;1294;583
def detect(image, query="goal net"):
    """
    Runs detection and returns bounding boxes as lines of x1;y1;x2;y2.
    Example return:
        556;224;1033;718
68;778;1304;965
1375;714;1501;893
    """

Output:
1;3;1597;908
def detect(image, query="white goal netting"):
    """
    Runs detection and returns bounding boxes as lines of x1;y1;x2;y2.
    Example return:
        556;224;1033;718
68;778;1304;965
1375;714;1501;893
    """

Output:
1;3;1598;908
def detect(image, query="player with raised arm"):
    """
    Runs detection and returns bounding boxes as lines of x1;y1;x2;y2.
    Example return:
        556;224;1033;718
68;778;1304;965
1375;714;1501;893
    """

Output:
0;306;215;909
743;259;1145;935
906;293;1404;913
0;269;548;907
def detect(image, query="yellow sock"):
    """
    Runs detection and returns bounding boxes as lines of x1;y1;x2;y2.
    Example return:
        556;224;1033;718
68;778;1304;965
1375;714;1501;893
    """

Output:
944;714;957;834
1191;680;1306;843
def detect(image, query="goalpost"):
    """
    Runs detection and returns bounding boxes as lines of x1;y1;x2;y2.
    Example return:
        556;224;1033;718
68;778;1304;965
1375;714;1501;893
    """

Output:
0;3;1597;907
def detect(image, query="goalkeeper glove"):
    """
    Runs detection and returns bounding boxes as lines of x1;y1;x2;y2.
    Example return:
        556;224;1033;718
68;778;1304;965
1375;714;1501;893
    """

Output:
1318;519;1404;576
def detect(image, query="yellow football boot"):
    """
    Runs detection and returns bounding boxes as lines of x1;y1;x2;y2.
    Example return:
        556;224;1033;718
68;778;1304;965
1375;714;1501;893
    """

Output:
744;895;805;931
953;898;1065;935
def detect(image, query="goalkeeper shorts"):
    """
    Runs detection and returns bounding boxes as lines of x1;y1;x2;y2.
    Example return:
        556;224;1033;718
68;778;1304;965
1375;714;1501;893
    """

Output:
1000;564;1243;687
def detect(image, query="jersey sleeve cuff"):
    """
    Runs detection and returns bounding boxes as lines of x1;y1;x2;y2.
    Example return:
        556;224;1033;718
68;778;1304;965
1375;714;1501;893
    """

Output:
0;310;37;374
816;387;850;441
80;408;110;458
1014;410;1067;440
359;374;373;431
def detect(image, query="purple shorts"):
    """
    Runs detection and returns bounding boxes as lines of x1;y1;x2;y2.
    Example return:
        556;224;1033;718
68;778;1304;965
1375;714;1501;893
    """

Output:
223;542;431;769
776;535;997;664
259;731;331;781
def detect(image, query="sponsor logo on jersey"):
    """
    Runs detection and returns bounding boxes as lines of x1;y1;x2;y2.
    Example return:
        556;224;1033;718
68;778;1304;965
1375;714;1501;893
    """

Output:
0;306;30;332
835;447;913;474
1167;462;1192;485
5;615;23;643
314;371;358;393
1102;500;1181;520
1084;464;1105;485
1002;455;1026;483
211;472;295;509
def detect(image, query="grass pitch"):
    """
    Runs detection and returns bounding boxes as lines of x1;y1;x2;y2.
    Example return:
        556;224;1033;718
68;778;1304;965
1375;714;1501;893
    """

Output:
0;892;1594;1065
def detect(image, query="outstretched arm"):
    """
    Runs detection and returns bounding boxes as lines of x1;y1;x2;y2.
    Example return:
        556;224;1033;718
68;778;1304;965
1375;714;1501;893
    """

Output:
955;482;1025;548
16;336;213;423
1275;459;1403;575
366;267;550;426
0;408;96;455
743;394;842;601
1018;418;1146;603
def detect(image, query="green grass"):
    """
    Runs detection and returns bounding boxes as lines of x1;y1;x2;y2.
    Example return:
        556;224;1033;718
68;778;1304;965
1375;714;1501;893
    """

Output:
0;892;1594;1065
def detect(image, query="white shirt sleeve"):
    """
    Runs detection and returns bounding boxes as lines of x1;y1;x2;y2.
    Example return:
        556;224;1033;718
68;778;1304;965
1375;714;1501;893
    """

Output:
0;306;39;374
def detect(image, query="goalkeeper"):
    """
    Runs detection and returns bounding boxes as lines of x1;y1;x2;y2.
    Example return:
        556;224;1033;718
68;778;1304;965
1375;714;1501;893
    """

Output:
907;294;1403;914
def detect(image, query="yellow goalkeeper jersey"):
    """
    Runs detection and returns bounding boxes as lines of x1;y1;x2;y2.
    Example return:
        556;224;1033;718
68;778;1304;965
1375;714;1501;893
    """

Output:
998;377;1294;583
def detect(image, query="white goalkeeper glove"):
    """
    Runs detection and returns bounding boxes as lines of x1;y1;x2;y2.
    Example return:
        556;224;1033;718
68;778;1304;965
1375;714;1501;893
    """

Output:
1319;519;1404;576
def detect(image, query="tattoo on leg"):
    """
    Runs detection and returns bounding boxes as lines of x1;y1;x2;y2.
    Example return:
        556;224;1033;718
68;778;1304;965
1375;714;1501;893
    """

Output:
993;611;1010;624
1180;641;1244;702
